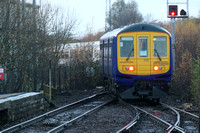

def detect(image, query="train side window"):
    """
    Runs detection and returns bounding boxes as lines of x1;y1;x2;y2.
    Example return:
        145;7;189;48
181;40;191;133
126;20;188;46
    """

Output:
104;43;108;58
139;37;148;57
109;42;112;59
100;43;103;50
153;37;167;57
120;37;134;57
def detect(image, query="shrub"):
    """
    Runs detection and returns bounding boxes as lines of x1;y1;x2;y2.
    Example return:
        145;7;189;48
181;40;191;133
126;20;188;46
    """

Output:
190;57;200;104
170;51;193;100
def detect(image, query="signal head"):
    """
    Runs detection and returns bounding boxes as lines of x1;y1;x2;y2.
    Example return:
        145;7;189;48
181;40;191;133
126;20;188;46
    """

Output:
169;5;178;17
180;9;186;16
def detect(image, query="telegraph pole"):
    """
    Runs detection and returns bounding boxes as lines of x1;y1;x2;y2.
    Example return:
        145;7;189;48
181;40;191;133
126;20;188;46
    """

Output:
33;0;38;92
105;0;111;31
22;0;25;15
33;0;36;9
105;0;107;31
109;0;111;31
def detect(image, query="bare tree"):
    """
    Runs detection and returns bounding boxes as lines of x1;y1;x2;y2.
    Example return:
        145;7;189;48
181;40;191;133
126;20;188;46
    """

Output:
0;0;77;93
106;0;143;30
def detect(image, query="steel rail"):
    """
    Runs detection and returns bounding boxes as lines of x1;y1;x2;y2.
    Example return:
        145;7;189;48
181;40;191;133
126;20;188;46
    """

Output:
134;106;172;128
163;104;183;133
161;103;199;120
0;92;108;133
133;106;185;133
47;99;115;133
116;116;138;133
116;99;140;133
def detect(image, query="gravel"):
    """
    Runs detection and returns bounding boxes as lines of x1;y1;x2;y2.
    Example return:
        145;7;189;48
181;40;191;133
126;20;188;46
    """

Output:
63;103;133;133
51;90;134;132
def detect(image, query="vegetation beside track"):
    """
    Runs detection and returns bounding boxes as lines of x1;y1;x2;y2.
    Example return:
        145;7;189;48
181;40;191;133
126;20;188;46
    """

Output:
166;18;200;104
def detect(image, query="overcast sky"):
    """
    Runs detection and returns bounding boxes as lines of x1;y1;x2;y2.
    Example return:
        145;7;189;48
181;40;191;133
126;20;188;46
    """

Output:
27;0;200;34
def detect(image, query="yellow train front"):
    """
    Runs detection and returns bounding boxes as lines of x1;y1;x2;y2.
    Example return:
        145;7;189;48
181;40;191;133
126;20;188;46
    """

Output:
100;23;173;99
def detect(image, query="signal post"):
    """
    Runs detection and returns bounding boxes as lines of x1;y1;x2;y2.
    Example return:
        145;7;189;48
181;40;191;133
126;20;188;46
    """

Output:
167;1;200;132
167;0;188;71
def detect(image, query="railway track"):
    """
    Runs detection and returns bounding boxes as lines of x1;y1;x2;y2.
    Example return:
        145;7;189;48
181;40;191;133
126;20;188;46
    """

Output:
1;92;198;132
0;92;114;133
114;100;179;132
161;103;199;133
119;100;198;133
47;99;113;133
136;104;185;132
62;97;137;132
116;99;140;133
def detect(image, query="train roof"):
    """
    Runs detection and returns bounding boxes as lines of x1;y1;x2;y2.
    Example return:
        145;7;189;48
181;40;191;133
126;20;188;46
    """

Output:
100;23;171;40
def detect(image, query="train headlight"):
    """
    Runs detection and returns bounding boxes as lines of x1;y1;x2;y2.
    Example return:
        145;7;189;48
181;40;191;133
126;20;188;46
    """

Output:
153;66;159;71
153;66;162;71
125;66;135;71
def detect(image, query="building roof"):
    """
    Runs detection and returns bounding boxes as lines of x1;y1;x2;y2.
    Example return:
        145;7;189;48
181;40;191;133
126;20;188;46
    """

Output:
61;41;99;52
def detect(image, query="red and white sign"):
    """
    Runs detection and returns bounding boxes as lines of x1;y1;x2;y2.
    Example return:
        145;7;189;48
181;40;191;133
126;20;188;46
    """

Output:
0;67;4;80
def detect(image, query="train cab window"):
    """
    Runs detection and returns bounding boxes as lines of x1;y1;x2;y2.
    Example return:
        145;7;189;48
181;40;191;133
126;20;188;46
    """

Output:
139;37;148;57
153;37;167;57
120;37;134;57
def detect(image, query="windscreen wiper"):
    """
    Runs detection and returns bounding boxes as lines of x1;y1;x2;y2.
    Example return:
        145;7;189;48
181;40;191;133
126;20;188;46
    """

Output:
126;48;134;61
154;49;161;61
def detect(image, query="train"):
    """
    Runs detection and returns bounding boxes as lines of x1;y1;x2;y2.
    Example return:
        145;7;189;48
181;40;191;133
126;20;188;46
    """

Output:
100;23;173;99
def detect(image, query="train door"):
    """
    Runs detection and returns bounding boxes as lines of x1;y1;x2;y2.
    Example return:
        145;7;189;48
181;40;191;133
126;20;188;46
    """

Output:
136;35;151;75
